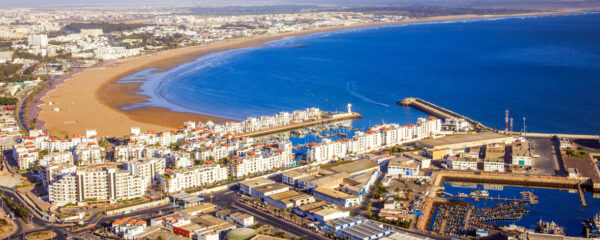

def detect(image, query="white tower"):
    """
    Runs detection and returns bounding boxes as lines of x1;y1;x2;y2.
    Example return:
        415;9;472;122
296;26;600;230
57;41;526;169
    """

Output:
347;103;352;114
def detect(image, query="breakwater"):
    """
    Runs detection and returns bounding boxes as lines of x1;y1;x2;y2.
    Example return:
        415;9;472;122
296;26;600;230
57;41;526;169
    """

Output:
432;170;587;190
397;97;492;131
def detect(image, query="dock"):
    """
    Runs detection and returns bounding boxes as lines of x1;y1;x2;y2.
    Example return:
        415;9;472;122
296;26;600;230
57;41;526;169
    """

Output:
445;191;538;204
397;97;493;131
578;181;587;207
239;112;362;137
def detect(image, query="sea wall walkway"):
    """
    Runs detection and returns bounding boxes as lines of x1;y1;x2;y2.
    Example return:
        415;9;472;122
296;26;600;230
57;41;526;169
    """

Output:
397;97;492;131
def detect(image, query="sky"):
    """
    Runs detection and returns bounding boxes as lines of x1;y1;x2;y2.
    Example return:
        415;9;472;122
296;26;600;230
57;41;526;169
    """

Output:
0;0;598;9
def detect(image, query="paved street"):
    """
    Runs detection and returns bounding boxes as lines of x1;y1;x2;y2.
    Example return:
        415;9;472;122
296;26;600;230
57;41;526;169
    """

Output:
230;199;329;240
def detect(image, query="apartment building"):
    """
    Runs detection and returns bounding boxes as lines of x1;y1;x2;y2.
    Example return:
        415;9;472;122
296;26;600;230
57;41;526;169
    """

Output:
125;158;166;187
74;142;105;165
446;153;478;170
157;164;228;193
512;141;533;166
387;156;420;177
48;165;146;206
307;117;442;164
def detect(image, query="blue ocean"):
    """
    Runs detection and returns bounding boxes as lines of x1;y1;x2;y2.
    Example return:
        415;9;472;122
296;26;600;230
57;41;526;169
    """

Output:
119;12;600;135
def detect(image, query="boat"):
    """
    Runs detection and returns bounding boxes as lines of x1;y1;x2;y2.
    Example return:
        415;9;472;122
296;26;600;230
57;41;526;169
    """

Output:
458;193;468;198
582;214;600;238
536;219;565;235
480;190;489;197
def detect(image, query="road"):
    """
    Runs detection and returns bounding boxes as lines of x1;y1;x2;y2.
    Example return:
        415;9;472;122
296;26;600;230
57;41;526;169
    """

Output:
230;199;329;240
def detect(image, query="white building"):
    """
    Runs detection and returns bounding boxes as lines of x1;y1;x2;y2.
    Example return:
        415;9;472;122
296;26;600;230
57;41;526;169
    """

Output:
74;142;105;165
387;156;420;177
48;165;146;206
483;158;504;172
446;153;478;170
125;158;166;187
511;141;532;166
307;117;442;164
157;164;228;193
28;34;48;47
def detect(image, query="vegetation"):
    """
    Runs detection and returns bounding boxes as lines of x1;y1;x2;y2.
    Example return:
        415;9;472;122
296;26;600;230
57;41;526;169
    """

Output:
1;192;31;222
63;22;148;33
566;149;586;158
374;216;412;229
388;146;407;153
0;97;18;105
0;63;23;80
14;183;36;189
365;199;373;218
26;231;56;240
169;141;183;151
372;182;388;199
38;149;49;159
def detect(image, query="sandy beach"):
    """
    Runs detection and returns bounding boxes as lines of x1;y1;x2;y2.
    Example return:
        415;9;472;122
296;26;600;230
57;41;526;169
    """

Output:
38;11;565;137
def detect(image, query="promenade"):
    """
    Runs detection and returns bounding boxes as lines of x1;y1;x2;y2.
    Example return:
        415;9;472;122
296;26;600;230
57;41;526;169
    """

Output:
397;97;492;131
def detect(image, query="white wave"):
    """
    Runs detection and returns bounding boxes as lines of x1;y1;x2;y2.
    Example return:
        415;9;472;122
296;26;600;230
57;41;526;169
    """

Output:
346;81;389;108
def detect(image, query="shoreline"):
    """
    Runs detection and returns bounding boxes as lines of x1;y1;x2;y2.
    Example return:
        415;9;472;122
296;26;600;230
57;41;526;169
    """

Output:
38;10;577;137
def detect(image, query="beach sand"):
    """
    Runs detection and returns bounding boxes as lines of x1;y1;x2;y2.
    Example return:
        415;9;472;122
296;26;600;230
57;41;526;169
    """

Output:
38;11;563;138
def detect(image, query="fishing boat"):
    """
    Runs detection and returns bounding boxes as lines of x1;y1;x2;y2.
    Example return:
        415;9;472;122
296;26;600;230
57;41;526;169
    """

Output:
536;219;565;235
583;214;600;238
458;193;468;198
480;190;489;197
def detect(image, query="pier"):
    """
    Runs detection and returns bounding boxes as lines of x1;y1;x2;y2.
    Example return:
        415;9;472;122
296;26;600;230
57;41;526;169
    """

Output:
578;181;587;207
239;112;362;137
432;170;584;191
397;97;492;131
444;191;538;204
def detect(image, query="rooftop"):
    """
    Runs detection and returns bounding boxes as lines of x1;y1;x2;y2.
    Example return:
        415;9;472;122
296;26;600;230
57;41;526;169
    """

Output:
419;132;511;147
322;159;379;174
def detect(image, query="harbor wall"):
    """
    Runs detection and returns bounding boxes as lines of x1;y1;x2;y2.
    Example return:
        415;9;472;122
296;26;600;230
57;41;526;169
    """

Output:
432;170;584;190
397;97;492;131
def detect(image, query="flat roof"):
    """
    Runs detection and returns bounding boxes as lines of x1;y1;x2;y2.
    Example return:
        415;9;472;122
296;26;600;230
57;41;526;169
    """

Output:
240;178;275;187
179;223;204;232
178;203;216;215
313;207;344;216
323;159;379;174
419;132;511;147
253;182;289;193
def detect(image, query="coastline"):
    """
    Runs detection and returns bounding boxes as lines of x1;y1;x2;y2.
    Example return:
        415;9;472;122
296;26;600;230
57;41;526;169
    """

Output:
38;10;574;137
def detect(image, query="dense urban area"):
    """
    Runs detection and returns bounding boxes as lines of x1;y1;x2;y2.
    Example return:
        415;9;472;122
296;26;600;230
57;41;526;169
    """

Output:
0;4;599;240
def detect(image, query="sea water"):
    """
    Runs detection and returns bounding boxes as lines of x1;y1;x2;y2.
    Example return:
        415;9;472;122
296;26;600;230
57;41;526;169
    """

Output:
120;12;600;135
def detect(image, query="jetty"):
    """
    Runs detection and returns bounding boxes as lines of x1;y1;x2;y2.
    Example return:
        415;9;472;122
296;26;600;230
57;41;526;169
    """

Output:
240;112;362;137
397;97;492;131
578;181;587;207
444;191;538;204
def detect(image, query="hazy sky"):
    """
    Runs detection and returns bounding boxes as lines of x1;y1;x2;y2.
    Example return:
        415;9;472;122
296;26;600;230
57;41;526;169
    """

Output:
0;0;598;9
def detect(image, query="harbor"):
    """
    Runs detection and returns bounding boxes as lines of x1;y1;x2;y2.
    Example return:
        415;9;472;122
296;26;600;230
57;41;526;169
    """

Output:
427;182;600;237
430;200;530;237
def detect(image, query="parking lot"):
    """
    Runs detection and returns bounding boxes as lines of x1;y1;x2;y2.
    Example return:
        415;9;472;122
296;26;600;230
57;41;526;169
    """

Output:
529;137;561;176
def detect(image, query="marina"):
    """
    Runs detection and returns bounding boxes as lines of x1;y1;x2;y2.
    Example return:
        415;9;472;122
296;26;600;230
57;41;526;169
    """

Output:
437;182;600;237
430;201;530;237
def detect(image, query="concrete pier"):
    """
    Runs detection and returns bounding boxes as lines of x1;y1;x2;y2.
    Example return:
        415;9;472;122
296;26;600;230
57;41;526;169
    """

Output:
239;112;362;137
397;97;492;131
578;181;587;207
431;170;585;193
